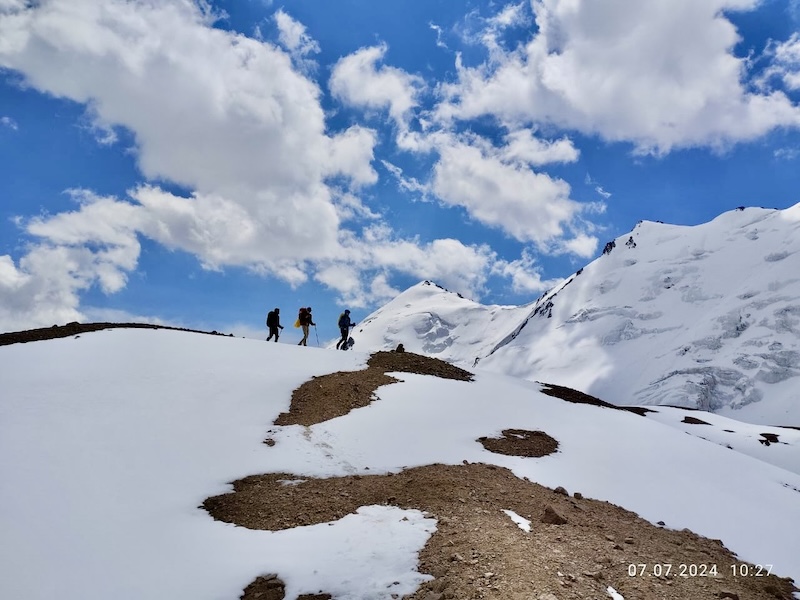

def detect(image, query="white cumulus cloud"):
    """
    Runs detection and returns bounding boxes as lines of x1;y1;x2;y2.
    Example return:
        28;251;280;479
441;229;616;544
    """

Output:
437;0;800;153
429;131;597;251
330;43;425;126
274;8;320;57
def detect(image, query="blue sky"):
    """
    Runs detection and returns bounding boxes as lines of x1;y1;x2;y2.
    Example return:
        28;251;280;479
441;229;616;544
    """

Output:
1;0;799;341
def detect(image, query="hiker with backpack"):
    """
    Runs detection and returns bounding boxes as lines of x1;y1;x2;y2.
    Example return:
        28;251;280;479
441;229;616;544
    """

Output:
335;309;356;350
296;306;316;346
265;308;283;342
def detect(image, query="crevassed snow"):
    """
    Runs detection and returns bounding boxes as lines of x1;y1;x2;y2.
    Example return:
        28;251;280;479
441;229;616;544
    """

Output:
353;204;800;425
1;328;799;599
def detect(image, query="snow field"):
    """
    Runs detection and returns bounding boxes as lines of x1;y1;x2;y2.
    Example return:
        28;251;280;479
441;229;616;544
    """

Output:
1;328;799;599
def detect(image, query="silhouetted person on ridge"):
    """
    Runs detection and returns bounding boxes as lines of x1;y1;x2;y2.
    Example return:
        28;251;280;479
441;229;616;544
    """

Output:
266;308;283;342
297;307;315;346
335;309;356;350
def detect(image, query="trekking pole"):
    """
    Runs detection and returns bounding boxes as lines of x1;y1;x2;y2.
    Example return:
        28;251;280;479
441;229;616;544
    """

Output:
314;325;320;346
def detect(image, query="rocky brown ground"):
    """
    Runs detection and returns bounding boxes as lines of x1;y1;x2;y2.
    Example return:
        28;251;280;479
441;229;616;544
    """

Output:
207;463;797;600
273;350;472;426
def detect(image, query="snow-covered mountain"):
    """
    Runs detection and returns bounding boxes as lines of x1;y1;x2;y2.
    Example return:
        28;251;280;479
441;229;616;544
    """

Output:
354;203;800;425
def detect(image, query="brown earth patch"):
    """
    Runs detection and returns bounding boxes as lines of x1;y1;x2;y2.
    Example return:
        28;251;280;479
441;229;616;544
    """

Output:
366;351;473;382
477;429;559;458
760;433;781;446
682;416;712;425
539;382;655;416
240;574;331;600
274;351;472;426
0;321;233;346
205;463;797;600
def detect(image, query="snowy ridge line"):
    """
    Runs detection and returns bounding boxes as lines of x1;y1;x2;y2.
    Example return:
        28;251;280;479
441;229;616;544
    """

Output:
483;271;583;360
0;321;234;346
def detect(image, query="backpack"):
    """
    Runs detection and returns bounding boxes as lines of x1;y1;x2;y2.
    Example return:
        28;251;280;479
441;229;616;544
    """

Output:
295;307;307;328
266;311;276;328
338;312;347;328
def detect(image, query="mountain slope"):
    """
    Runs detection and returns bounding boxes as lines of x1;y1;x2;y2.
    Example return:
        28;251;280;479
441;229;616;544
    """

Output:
1;328;799;599
353;203;800;425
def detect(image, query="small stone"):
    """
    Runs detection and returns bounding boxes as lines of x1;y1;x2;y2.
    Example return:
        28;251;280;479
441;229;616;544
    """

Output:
537;595;559;600
422;593;444;600
719;592;739;600
573;492;583;499
553;486;569;496
605;534;615;542
451;553;464;562
624;537;635;544
657;521;665;526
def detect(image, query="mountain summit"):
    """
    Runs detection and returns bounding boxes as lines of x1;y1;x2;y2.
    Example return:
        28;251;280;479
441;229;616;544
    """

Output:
355;203;800;425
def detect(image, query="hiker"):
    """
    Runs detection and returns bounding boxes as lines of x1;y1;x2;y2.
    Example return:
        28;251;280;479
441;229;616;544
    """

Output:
266;308;283;342
297;306;315;346
335;309;356;350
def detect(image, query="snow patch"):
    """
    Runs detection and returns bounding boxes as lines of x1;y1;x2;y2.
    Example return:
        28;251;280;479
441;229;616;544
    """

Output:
502;509;531;532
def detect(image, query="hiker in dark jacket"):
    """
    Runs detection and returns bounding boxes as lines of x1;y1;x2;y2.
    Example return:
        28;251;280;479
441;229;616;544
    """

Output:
298;306;315;346
335;309;355;350
266;308;283;342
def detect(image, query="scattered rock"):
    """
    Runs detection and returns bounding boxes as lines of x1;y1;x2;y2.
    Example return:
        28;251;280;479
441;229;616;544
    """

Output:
573;492;583;500
553;486;569;496
240;574;285;600
682;416;712;425
719;592;740;600
759;433;780;446
541;505;568;525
